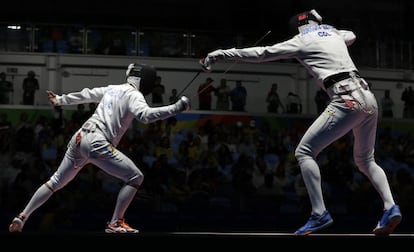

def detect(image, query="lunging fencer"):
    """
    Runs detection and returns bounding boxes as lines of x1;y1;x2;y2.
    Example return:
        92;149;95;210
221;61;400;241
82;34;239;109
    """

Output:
9;63;191;233
200;9;401;236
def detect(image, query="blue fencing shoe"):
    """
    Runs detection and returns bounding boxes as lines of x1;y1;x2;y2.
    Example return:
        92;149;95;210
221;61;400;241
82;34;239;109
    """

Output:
373;204;402;236
294;210;333;235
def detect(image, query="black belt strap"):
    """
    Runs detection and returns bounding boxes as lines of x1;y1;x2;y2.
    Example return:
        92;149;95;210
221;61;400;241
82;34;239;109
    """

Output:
323;70;360;89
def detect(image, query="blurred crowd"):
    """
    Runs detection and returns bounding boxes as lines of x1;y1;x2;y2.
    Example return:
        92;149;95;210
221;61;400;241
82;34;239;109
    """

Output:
0;108;414;231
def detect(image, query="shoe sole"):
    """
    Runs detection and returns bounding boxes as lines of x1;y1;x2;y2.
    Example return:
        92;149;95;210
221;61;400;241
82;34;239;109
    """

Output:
105;228;139;234
373;215;402;236
105;228;117;233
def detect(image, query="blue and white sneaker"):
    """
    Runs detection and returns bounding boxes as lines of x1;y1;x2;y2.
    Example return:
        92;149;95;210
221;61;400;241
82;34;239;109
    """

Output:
294;210;333;235
373;204;402;236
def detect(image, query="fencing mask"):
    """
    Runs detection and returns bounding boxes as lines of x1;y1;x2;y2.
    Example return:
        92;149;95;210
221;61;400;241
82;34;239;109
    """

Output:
126;63;157;96
288;9;323;35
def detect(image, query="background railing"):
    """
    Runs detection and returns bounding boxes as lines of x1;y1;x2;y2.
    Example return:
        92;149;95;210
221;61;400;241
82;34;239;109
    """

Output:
1;22;413;70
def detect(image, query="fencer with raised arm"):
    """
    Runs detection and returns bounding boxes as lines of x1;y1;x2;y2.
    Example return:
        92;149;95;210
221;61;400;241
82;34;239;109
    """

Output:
200;9;401;236
9;63;190;233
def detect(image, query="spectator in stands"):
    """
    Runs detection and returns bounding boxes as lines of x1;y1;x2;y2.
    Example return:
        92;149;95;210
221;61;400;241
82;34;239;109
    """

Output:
198;77;215;110
286;92;302;114
266;83;284;113
401;86;414;118
230;80;247;112
22;71;39;105
169;88;179;104
151;75;165;106
380;90;394;118
0;72;13;104
215;78;231;111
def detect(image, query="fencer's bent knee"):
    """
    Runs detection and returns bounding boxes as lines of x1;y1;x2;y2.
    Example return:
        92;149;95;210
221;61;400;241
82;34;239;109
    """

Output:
44;181;56;193
295;144;313;161
127;173;144;189
46;178;64;192
354;156;374;174
295;147;304;161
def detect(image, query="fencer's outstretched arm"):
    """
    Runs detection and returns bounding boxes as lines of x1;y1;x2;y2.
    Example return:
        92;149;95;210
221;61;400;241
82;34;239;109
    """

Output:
199;38;300;72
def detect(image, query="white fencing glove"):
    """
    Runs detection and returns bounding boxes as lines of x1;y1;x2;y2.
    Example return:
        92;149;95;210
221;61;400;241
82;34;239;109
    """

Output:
199;57;213;72
199;49;226;72
175;96;191;112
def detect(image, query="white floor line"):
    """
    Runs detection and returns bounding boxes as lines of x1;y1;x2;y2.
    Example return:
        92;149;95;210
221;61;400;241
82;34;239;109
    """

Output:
168;231;414;237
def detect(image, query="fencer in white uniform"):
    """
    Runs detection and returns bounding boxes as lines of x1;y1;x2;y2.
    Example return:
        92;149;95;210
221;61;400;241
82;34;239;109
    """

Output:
200;9;401;236
9;63;191;233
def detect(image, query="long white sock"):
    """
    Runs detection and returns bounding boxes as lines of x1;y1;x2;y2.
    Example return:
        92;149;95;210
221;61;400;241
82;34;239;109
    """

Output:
21;183;54;220
298;157;326;215
111;184;138;223
360;162;395;210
